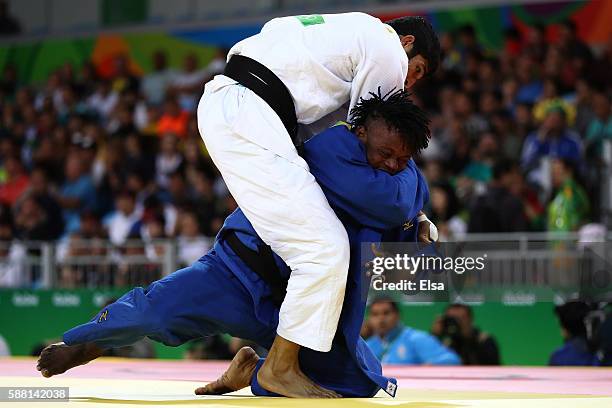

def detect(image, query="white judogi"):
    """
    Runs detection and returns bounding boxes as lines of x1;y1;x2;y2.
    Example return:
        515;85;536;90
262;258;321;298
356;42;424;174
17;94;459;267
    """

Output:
198;12;408;352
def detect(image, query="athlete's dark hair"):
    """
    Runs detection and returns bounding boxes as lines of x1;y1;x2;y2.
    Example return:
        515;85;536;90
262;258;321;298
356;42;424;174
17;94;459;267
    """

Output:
350;88;430;155
386;16;440;77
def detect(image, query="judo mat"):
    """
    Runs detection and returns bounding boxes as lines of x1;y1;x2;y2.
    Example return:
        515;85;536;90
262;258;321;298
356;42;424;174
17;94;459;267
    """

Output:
1;357;612;407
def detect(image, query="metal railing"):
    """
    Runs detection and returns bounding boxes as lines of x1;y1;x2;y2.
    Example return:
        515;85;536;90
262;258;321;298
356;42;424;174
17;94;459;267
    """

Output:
0;239;181;289
1;232;611;294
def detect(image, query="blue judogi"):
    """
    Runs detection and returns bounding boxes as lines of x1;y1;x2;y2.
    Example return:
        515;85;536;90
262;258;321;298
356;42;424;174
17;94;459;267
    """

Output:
63;124;429;397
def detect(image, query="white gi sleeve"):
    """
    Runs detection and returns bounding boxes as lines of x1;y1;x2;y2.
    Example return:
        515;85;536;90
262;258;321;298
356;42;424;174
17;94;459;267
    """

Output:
348;27;408;117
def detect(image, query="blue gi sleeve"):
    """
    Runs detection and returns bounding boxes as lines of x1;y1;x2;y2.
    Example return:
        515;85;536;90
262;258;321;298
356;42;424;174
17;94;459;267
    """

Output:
381;216;419;243
303;125;429;230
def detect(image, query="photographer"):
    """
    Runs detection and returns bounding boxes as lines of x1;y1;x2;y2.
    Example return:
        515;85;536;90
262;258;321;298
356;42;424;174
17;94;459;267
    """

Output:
432;303;501;365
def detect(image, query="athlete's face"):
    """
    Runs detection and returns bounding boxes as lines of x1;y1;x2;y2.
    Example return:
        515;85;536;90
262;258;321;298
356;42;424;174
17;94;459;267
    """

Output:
400;35;428;88
369;302;400;338
356;118;412;175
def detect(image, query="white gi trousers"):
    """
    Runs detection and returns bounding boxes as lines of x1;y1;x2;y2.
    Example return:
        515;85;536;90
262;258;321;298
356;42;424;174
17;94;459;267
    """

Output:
197;75;349;352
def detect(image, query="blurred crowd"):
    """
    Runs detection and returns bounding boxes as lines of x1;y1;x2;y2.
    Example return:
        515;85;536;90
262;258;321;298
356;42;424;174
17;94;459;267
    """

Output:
0;50;233;287
415;21;611;240
0;19;610;288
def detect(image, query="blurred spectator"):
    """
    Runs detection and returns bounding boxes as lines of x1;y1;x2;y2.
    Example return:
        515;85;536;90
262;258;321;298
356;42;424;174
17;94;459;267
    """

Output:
157;96;189;139
491;109;522;160
457;24;481;68
170;53;208;111
165;169;191;207
1;64;19;100
468;159;529;233
141;50;177;106
57;211;108;287
0;205;25;287
87;81;118;121
460;131;498;186
427;182;466;240
524;23;547;63
142;212;166;260
0;155;30;206
592;36;612;89
572;78;595;136
547;157;589;232
557;20;592;65
584;91;611;218
110;55;140;95
124;133;155;179
156;134;183;188
0;0;20;36
515;55;544;105
507;166;546;231
58;154;97;234
169;49;226;113
432;304;501;365
549;301;599;366
439;32;460;72
585;91;612;159
143;194;177;238
103;190;143;246
452;91;488;139
14;194;57;241
108;101;138;137
177;211;211;266
521;105;581;189
191;171;217;236
365;297;460;365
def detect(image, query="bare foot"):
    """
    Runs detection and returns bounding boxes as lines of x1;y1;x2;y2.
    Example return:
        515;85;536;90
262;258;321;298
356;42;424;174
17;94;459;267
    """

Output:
257;335;341;398
195;347;259;395
37;342;104;377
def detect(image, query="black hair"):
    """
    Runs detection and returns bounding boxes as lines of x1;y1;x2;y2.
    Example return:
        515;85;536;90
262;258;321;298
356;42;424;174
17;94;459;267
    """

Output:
446;303;473;319
555;301;592;338
370;296;399;313
492;158;518;181
561;19;577;33
430;181;461;220
458;24;476;37
386;16;440;76
504;27;521;41
533;22;546;34
349;88;431;155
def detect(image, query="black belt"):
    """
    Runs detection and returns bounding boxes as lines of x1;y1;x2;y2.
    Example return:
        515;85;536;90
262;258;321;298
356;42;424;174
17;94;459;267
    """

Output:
225;231;287;307
224;54;299;143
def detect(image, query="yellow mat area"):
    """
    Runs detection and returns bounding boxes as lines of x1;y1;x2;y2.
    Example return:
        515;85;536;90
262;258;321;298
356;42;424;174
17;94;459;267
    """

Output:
1;376;611;408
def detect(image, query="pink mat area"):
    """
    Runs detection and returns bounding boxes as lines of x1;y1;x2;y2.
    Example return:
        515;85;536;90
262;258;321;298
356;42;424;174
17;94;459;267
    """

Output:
2;358;611;396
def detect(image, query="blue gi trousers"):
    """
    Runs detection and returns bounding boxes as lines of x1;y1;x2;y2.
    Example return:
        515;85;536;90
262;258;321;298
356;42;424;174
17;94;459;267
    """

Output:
63;250;379;397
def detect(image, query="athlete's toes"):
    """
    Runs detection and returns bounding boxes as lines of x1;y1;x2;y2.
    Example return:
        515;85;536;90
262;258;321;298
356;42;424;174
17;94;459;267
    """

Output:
195;381;231;395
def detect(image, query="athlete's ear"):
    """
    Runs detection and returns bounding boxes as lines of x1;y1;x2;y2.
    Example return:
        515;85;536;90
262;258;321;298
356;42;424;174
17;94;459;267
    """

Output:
355;125;367;144
400;35;415;53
